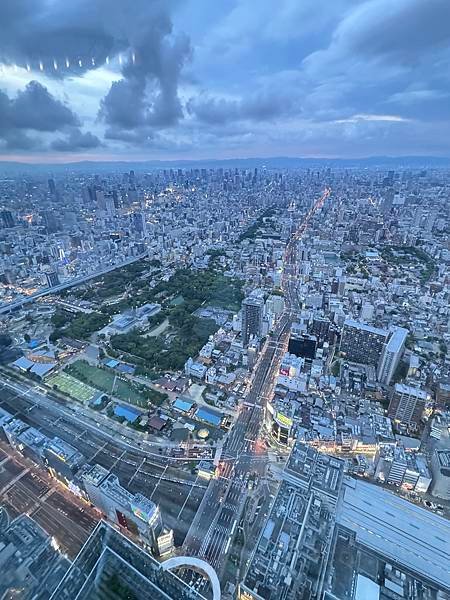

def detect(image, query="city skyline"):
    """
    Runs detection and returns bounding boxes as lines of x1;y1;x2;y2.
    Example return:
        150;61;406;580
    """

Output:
1;0;450;162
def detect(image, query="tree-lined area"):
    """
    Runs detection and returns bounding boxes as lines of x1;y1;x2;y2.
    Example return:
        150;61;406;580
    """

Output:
50;309;109;342
108;268;243;371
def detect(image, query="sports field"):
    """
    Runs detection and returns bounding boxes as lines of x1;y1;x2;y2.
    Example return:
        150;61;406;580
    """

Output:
47;372;99;403
66;360;149;408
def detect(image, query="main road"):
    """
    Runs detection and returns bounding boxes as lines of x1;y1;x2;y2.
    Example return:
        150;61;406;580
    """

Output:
0;252;148;314
182;189;331;580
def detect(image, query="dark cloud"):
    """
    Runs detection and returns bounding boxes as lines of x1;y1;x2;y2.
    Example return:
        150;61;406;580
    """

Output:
100;18;191;132
12;81;79;131
0;0;190;133
0;1;192;152
100;79;147;130
104;126;192;153
1;130;39;152
51;128;101;152
0;0;127;76
1;0;450;157
339;0;450;63
187;90;298;125
0;81;79;150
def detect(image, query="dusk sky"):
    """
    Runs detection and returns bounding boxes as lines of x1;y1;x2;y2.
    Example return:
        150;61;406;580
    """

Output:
1;0;449;162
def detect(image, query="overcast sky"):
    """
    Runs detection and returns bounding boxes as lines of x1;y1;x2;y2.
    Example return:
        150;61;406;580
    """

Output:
0;0;449;162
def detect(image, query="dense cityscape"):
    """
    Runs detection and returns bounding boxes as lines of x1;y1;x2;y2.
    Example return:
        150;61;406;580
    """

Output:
1;0;450;598
0;163;449;600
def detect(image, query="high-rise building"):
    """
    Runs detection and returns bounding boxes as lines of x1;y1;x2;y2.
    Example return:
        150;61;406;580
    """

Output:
1;514;67;600
82;466;164;551
42;210;60;234
377;326;408;385
45;271;60;288
132;212;147;238
288;332;317;360
340;319;388;366
388;383;428;427
51;522;204;600
48;177;57;197
104;194;116;216
241;292;264;346
0;209;15;228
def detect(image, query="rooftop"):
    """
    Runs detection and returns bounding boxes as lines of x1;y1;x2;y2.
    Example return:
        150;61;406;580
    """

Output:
343;318;388;337
50;521;205;600
45;436;84;465
285;441;345;501
394;383;428;399
386;326;408;352
336;477;450;591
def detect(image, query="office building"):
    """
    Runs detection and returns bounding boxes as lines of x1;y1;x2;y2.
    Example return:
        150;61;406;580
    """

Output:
0;209;15;228
1;515;68;600
82;466;164;551
388;383;428;427
241;292;264;346
2;418;29;446
288;332;317;360
51;522;204;600
48;177;57;197
374;444;431;491
377;326;408;385
42;209;60;233
132;211;148;238
9;425;48;465
311;317;333;343
43;437;85;485
341;320;408;385
45;270;60;288
265;398;295;445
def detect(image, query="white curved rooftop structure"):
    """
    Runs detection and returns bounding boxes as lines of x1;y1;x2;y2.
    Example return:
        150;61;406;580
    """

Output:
161;556;221;600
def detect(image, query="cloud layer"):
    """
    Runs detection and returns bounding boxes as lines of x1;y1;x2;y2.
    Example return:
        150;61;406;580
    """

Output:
0;0;449;158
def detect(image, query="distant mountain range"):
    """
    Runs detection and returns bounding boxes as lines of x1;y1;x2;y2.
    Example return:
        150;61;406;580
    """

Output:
0;155;449;174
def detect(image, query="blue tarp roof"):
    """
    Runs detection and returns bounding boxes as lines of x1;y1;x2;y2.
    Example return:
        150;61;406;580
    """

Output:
105;358;119;368
195;407;222;426
173;398;194;412
114;404;142;422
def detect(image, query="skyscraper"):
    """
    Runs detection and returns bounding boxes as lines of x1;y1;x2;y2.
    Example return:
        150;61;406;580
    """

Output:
42;210;60;234
132;212;147;238
51;522;203;600
48;178;57;197
241;292;264;347
0;210;15;228
45;271;60;288
377;326;408;385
